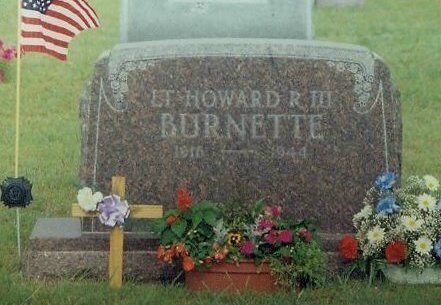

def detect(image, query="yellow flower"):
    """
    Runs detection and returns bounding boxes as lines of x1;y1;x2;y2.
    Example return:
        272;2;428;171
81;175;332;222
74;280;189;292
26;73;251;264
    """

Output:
227;232;243;246
367;226;385;244
417;194;437;211
423;175;439;191
414;237;433;255
401;216;423;232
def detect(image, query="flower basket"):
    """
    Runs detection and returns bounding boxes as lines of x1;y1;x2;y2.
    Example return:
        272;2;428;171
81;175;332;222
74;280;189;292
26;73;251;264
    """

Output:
338;173;441;282
154;189;327;292
185;261;278;293
381;265;441;284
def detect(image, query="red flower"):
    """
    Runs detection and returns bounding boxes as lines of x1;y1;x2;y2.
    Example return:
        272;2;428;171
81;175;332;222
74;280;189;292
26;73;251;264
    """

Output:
162;249;175;263
182;255;195;272
265;230;278;245
176;188;192;211
156;245;166;260
385;241;407;264
279;229;293;243
240;241;255;255
338;235;358;261
174;243;187;257
214;251;226;261
166;215;178;226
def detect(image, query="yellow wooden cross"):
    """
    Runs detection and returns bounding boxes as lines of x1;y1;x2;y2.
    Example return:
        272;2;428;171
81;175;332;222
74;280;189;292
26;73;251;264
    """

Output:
71;176;163;288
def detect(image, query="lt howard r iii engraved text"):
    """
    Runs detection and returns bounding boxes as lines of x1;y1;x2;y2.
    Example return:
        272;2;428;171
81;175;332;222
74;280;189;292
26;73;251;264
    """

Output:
146;88;333;159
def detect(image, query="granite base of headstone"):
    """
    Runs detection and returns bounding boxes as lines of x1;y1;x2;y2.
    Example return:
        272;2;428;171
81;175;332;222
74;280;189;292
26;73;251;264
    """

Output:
316;0;364;7
25;218;177;282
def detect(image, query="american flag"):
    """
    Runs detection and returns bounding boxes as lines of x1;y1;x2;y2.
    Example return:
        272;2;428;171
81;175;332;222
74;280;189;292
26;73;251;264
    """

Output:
21;0;100;61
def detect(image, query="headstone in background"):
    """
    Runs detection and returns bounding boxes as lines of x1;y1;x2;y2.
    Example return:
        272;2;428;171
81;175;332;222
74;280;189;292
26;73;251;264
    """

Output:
120;0;314;42
79;39;401;233
315;0;364;7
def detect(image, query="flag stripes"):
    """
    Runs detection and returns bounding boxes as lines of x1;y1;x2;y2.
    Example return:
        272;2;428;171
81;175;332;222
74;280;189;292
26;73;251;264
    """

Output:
21;0;99;61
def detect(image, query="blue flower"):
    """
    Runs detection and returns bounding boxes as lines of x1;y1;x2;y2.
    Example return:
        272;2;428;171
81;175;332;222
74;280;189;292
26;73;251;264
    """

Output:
435;240;441;260
374;172;397;191
376;196;400;215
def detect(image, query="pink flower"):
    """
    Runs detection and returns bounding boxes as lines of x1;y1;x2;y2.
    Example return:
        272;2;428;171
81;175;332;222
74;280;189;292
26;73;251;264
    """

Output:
264;205;282;218
279;229;293;243
258;219;274;231
258;218;274;231
297;229;313;243
2;47;16;61
240;241;255;255
265;231;278;245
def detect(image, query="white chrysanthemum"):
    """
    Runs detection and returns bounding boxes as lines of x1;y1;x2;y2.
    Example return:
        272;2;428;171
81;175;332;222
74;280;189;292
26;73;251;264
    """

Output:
401;215;423;232
414;236;433;255
417;194;437;211
77;187;103;212
423;175;439;191
367;226;385;244
359;205;373;218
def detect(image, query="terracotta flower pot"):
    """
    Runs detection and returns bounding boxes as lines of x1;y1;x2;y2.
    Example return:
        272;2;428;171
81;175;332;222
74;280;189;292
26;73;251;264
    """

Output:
185;261;278;293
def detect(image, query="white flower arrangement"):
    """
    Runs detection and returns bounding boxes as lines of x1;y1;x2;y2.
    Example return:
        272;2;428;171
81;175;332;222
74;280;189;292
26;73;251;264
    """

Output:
76;187;130;227
352;173;441;269
77;187;103;212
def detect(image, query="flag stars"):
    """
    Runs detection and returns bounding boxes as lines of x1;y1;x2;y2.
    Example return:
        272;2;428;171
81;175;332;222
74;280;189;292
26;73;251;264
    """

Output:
22;0;53;13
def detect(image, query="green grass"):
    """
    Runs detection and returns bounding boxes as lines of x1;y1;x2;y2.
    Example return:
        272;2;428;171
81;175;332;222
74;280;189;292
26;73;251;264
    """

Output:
0;0;441;303
2;273;441;305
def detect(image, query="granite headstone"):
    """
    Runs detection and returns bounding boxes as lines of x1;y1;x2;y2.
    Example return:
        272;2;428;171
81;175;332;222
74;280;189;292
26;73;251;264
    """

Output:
120;0;314;43
79;39;401;233
316;0;364;7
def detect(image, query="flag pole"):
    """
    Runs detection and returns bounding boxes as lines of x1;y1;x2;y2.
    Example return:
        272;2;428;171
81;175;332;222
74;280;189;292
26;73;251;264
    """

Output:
15;0;22;259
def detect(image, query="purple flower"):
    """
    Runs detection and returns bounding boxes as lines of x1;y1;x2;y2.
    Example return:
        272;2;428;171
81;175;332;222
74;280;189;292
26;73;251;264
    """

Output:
97;195;130;227
376;196;400;215
374;172;397;191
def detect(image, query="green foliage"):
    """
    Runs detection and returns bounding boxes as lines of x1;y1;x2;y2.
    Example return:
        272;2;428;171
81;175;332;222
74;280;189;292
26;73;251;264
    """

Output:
171;219;188;238
270;240;328;289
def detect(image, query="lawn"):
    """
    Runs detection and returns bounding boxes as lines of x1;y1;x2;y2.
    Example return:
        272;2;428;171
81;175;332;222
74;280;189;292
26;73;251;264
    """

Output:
0;0;441;304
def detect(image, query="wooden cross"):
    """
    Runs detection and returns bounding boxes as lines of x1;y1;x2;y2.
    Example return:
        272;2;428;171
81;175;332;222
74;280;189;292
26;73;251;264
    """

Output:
71;176;163;288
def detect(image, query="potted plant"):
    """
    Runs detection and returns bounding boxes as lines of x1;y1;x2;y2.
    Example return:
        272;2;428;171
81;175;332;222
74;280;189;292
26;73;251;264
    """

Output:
339;173;441;284
153;188;327;293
